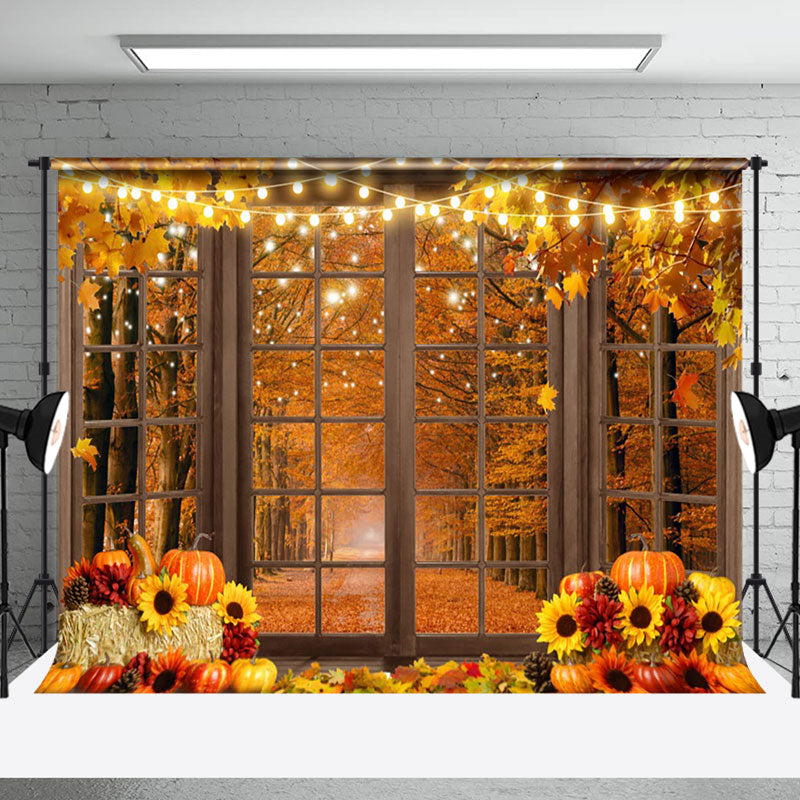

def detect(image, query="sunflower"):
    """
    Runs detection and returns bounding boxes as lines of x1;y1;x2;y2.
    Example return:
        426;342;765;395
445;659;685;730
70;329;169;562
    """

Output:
588;647;644;693
693;590;741;655
618;585;664;647
536;592;584;661
149;648;190;694
214;581;261;628
137;571;190;635
668;649;721;693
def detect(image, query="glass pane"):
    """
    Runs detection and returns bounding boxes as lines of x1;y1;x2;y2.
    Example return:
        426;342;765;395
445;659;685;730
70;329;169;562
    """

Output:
663;501;717;572
145;424;197;492
252;209;315;273
322;423;384;489
146;276;197;345
486;423;547;489
84;352;138;421
253;278;314;344
605;497;654;563
484;278;547;345
146;350;196;418
322;568;384;633
606;350;653;417
606;423;653;493
485;497;547;563
415;496;477;562
82;426;139;497
415;423;477;489
255;568;315;633
606;275;653;344
320;278;384;344
321;209;383;271
415;213;478;272
485;569;546;633
81;500;138;556
415;568;478;633
661;281;714;344
662;350;716;421
415;278;478;344
322;496;385;562
157;229;197;271
253;351;314;417
662;426;717;496
253;423;314;490
145;496;197;560
485;350;547;417
322;350;384;417
254;495;315;561
415;350;477;417
485;224;532;274
83;275;139;346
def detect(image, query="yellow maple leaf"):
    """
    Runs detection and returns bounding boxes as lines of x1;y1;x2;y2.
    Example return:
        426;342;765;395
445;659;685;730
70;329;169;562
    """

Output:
723;346;743;370
562;271;588;302
545;285;565;310
70;437;100;472
77;278;101;312
537;383;558;413
716;320;737;347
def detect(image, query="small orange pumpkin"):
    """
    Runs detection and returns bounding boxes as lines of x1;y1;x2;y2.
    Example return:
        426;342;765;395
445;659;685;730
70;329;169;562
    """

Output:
91;549;131;576
550;662;594;693
161;533;225;606
611;548;685;597
714;662;764;694
633;660;685;693
35;662;83;694
74;659;125;693
230;656;278;694
183;659;232;693
559;570;604;599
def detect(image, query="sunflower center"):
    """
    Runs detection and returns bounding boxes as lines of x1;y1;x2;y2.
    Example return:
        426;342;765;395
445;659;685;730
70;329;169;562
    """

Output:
555;614;577;637
226;601;244;619
154;590;175;615
702;611;723;633
606;669;632;692
684;667;709;691
630;605;652;629
152;670;177;693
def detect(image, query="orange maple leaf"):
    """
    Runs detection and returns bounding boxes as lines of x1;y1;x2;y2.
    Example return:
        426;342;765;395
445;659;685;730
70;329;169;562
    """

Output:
545;285;565;310
77;278;101;312
70;437;100;472
562;271;589;302
537;383;558;413
502;251;516;276
670;371;700;411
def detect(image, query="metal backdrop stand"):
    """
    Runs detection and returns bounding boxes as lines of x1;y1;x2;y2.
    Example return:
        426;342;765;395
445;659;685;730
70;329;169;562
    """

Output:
8;157;60;655
739;155;791;655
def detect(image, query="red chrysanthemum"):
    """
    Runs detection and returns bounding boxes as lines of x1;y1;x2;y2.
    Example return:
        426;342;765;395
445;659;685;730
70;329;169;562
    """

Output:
659;595;699;655
89;562;132;607
125;651;153;686
575;594;623;650
220;622;259;664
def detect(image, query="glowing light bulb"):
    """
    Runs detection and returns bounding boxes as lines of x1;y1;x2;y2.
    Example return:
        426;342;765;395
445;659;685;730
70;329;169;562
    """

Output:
276;213;286;226
709;191;720;204
131;187;142;200
432;157;443;165
484;186;495;199
463;210;474;223
568;198;579;211
674;210;685;223
152;190;162;202
448;290;459;305
287;158;298;169
501;180;511;193
241;210;251;223
534;190;545;203
639;207;652;221
569;214;580;228
395;157;406;165
395;196;406;209
309;213;320;227
257;187;268;200
553;160;564;170
327;289;341;304
98;176;109;189
517;174;528;187
450;196;461;209
224;189;235;203
603;205;615;224
82;181;92;194
359;186;370;199
292;182;303;195
429;204;440;217
343;211;355;225
117;187;128;199
466;169;476;180
710;209;721;222
674;200;685;213
382;208;393;221
324;173;337;187
498;213;509;226
186;190;196;203
415;204;425;217
167;197;178;210
536;215;547;228
203;206;213;219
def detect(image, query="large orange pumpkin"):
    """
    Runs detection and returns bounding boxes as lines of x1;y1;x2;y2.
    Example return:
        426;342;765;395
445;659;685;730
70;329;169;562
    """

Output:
550;663;593;693
611;550;685;596
35;662;83;694
633;660;685;693
160;535;225;606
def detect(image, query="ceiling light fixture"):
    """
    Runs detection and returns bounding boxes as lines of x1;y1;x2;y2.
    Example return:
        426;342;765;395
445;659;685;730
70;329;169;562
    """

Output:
120;35;661;74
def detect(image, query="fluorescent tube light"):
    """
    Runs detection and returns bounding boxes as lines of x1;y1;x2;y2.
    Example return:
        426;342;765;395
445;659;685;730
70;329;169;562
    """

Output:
120;35;661;74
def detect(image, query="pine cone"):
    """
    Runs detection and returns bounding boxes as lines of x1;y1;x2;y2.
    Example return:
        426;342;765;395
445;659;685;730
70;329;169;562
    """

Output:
89;562;132;607
522;651;553;690
538;680;557;694
594;575;620;601
64;576;90;610
674;579;700;604
221;622;259;664
108;668;141;693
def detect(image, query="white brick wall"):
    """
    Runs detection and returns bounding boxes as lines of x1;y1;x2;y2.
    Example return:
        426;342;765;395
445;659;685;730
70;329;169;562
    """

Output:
1;80;797;645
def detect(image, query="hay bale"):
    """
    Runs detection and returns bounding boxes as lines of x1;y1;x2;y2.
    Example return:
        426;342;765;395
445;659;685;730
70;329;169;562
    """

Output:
56;604;223;669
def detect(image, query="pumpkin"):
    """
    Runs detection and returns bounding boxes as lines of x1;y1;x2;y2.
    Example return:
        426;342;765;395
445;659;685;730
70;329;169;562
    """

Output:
183;659;232;693
714;662;764;694
126;533;158;605
633;660;685;693
550;663;593;694
611;549;685;596
74;659;124;693
35;662;83;694
230;657;278;694
160;534;225;606
91;549;131;576
559;570;604;599
689;572;736;599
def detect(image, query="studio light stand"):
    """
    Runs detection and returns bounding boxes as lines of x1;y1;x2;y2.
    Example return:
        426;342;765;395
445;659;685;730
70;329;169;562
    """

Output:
738;155;792;655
